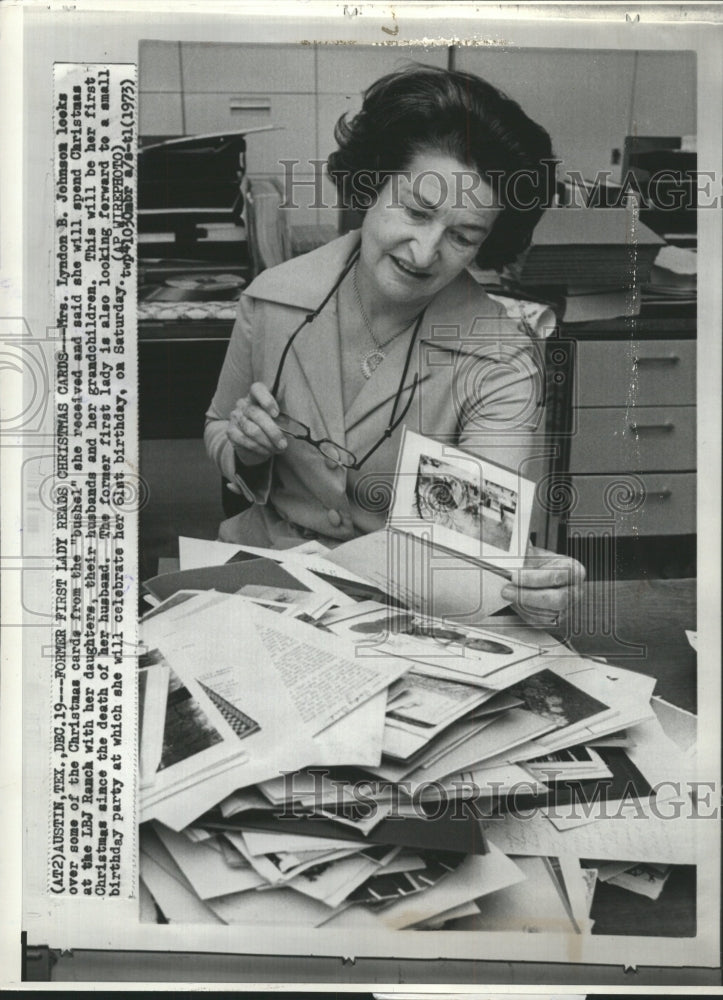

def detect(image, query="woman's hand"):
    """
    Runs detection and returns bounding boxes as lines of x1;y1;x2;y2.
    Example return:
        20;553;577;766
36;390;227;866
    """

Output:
500;545;586;631
226;382;288;466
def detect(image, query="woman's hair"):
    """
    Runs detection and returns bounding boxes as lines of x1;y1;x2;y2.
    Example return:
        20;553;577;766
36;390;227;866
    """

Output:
327;64;556;269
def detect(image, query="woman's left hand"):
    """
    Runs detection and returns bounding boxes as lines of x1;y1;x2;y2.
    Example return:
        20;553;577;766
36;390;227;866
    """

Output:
500;546;586;631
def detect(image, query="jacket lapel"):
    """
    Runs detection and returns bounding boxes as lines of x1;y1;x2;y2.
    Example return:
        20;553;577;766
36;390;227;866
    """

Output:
247;230;360;311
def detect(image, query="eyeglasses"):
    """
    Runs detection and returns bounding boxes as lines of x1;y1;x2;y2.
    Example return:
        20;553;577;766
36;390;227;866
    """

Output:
270;251;425;472
274;412;358;468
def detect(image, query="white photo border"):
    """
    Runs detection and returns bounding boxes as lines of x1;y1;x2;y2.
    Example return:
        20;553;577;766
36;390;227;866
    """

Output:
3;0;721;986
388;427;534;568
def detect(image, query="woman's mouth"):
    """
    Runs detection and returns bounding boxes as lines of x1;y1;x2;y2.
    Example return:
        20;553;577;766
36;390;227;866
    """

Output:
389;255;431;280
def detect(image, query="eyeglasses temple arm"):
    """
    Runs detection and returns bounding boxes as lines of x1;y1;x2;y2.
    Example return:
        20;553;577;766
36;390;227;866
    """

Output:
351;309;425;470
270;250;360;399
389;311;424;426
352;373;419;470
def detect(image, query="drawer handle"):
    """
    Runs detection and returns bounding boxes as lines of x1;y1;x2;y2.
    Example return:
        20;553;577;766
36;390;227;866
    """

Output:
633;354;680;366
632;488;672;500
628;421;674;433
229;98;271;113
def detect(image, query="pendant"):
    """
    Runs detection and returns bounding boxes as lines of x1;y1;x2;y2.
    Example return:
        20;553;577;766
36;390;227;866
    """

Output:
361;348;385;380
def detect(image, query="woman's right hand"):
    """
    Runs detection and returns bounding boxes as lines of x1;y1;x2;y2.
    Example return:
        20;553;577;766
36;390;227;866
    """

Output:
226;382;288;466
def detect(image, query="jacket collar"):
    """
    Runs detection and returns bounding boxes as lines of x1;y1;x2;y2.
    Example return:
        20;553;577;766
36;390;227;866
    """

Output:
245;231;361;310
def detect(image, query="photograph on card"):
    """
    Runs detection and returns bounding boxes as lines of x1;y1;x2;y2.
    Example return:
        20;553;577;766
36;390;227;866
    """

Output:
323;602;541;688
388;429;535;570
139;648;224;770
413;453;518;551
345;607;515;656
507;667;610;729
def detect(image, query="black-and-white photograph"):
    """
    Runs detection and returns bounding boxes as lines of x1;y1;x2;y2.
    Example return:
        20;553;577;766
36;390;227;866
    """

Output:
159;666;224;769
507;668;609;730
125;9;716;958
347;609;515;655
6;0;722;989
390;428;533;564
413;453;518;550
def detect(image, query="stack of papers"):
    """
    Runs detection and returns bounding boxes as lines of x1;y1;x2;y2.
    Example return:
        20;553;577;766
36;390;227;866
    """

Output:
136;537;695;932
563;286;640;324
646;244;697;298
520;208;664;288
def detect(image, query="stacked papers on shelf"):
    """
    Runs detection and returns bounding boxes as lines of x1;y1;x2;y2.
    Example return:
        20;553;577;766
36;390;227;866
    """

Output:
520;208;664;288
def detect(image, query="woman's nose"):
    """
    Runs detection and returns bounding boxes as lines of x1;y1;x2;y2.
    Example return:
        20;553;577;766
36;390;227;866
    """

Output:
410;225;443;267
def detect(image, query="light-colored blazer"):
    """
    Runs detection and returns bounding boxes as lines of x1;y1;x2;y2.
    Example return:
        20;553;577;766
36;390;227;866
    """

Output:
205;231;546;548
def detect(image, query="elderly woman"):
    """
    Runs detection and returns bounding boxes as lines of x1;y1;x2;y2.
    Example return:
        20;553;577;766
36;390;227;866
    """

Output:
205;65;584;626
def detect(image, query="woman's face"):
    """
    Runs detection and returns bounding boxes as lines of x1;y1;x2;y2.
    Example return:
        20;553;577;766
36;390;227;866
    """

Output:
358;150;502;309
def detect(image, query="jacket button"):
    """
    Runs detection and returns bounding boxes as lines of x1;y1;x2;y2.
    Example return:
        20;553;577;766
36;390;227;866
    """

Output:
327;509;342;527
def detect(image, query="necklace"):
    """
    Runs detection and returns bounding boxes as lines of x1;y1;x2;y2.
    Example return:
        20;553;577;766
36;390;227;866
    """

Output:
353;264;410;380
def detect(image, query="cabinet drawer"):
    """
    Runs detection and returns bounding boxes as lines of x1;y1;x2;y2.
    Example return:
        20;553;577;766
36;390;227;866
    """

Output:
575;339;695;406
569;406;696;473
570;473;695;536
180;43;316;93
183;94;316;175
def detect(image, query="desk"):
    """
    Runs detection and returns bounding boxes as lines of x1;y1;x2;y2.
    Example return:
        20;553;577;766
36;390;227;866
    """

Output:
560;578;697;939
570;577;696;714
43;579;712;985
139;319;233;440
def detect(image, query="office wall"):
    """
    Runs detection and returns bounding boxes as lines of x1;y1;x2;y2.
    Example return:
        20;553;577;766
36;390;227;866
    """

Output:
139;42;696;230
455;48;696;183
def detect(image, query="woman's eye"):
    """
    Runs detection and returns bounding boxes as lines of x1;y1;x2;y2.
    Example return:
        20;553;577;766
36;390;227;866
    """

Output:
404;205;428;221
450;231;476;248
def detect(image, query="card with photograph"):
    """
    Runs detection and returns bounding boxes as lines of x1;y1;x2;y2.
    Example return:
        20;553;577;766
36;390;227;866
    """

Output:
388;428;535;571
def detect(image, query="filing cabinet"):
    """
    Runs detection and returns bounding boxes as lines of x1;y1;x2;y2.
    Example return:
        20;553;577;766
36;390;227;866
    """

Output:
545;316;697;577
139;91;184;136
139;41;450;232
